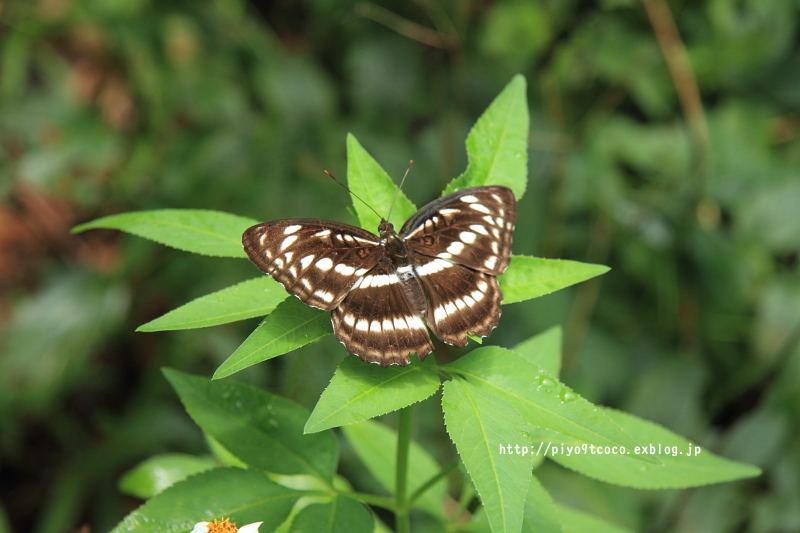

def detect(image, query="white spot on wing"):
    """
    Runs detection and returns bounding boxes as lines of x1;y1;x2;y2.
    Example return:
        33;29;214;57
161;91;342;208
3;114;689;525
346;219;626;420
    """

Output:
300;255;315;270
484;256;498;270
408;316;426;330
446;241;465;255
416;258;452;276
460;194;478;203
356;319;369;332
470;203;491;214
280;235;297;251
470;289;486;302
315;257;333;271
343;314;355;327
314;229;331;237
459;231;477;244
317;291;334;303
334;263;356;276
470;224;489;235
283;225;302;234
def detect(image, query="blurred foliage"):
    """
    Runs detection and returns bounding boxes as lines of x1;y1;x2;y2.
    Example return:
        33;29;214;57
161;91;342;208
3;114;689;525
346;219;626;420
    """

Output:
1;0;799;532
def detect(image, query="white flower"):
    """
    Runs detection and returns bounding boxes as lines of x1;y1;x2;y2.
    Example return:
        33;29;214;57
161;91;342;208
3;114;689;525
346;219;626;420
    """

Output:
191;518;263;533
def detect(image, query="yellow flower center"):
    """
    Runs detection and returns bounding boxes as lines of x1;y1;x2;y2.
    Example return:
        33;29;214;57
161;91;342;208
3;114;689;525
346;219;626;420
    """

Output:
207;518;238;533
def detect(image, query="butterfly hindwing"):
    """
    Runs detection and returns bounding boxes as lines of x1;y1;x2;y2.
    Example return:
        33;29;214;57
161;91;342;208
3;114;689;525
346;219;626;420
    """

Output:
330;261;435;366
242;219;383;310
413;256;503;347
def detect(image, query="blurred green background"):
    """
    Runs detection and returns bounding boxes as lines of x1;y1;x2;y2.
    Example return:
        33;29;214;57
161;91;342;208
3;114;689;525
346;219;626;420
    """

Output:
1;0;799;532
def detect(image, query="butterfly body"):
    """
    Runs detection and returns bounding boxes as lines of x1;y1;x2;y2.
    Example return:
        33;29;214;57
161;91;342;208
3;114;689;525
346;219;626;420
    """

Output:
243;186;516;366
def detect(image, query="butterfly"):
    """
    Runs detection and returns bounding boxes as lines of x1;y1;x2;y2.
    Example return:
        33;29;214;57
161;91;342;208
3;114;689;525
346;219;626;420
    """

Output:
242;185;516;366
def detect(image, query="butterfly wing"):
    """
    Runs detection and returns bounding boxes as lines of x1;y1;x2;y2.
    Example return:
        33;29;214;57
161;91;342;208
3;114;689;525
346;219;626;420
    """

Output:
400;185;516;275
401;186;517;346
242;219;384;310
331;260;435;366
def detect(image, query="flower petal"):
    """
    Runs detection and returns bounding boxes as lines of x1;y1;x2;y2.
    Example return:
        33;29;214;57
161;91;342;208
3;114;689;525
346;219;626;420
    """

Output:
191;523;210;533
237;522;263;533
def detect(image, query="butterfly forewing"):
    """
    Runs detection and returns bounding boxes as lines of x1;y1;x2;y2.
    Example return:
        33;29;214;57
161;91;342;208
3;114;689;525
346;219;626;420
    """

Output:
401;186;516;275
242;185;517;367
242;219;383;310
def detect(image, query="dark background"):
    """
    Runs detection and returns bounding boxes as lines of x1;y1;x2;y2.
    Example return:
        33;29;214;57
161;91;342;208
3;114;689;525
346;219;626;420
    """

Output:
1;0;799;532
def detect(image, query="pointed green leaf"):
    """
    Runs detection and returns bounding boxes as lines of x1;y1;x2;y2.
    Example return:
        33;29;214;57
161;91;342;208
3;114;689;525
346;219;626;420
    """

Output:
521;476;562;533
289;496;374;533
500;256;610;304
110;467;300;533
556;504;636;533
346;134;417;230
118;453;217;499
544;407;761;488
446;347;659;464
512;326;563;377
214;296;331;379
442;378;532;533
342;419;447;518
164;369;339;481
73;209;257;257
444;75;528;199
138;277;287;332
305;355;440;433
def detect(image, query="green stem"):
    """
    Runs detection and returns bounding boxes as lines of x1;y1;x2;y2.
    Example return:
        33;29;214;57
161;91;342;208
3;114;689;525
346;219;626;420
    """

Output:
344;491;396;511
408;461;459;507
395;405;414;533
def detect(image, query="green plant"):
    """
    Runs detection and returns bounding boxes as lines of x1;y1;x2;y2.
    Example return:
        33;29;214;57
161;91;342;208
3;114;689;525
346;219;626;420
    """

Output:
75;76;759;533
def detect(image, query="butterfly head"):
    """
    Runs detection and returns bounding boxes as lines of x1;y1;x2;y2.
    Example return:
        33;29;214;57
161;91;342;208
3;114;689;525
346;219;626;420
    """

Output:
378;219;396;240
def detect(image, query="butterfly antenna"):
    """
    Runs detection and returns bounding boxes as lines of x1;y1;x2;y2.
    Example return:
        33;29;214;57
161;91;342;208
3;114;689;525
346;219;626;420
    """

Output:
323;170;384;221
386;160;413;222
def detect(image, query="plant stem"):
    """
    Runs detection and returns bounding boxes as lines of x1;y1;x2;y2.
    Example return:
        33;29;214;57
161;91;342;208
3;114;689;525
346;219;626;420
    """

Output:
408;461;459;508
395;405;413;533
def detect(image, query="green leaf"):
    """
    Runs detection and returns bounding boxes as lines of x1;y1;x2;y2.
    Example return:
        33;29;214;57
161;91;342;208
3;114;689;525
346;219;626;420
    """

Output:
289;495;374;533
442;378;532;533
521;476;562;533
341;419;447;518
444;75;529;199
346;134;417;231
214;296;331;379
555;504;636;533
500;256;610;304
110;467;300;533
304;356;441;434
138;277;288;332
446;347;659;464
512;326;563;377
544;407;762;488
118;453;217;499
163;369;339;482
73;209;258;257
